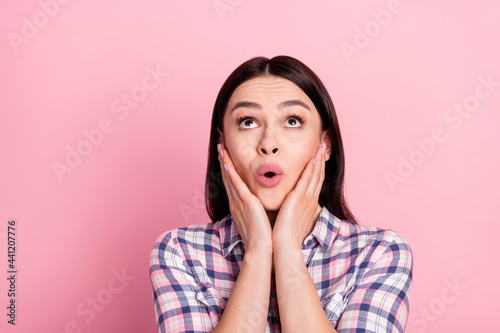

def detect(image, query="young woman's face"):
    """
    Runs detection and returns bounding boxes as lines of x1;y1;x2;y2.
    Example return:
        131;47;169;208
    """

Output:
221;75;331;213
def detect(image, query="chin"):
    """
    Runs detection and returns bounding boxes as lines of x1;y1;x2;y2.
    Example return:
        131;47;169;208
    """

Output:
258;192;285;212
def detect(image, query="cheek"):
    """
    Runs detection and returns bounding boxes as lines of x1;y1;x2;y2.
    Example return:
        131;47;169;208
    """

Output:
226;146;252;180
284;154;309;182
224;129;253;153
289;141;317;163
294;157;312;176
287;148;317;182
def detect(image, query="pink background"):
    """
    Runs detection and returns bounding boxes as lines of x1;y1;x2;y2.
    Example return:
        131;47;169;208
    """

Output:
1;0;499;332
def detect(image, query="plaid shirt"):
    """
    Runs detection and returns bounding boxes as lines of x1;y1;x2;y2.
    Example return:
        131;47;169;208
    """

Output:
149;206;413;332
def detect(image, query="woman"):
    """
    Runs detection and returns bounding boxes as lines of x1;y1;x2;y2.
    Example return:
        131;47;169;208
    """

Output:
149;56;413;332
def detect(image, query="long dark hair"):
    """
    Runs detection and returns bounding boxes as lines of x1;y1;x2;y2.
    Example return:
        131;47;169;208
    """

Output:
204;55;357;224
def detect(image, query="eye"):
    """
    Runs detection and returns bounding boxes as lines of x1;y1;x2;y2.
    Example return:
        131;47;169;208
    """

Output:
237;116;258;129
284;115;304;128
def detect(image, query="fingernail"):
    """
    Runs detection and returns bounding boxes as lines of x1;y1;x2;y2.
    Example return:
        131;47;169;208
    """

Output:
322;143;326;155
313;157;317;165
224;163;229;171
217;144;224;158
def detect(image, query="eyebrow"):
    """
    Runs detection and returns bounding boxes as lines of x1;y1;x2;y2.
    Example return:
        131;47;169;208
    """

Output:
230;99;310;113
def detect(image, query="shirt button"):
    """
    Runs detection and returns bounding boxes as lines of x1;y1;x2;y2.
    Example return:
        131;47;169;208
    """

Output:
201;285;207;292
307;239;313;247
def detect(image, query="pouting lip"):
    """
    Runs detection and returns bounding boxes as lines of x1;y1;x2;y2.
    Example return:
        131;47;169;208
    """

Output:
256;164;284;177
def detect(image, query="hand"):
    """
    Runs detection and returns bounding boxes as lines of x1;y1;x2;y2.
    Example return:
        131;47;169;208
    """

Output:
272;142;326;249
217;143;273;253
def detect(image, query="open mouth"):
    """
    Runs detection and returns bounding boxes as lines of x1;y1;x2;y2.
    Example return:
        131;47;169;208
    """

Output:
256;165;284;187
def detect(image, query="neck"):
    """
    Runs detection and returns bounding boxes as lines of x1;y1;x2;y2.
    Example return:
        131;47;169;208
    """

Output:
266;210;278;228
266;204;322;231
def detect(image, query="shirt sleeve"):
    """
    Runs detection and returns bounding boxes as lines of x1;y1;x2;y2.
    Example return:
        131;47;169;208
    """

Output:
149;231;222;333
336;232;413;332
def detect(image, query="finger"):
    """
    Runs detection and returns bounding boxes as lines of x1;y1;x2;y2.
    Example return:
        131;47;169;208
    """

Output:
304;143;325;196
293;142;323;194
218;144;235;202
292;155;315;195
314;143;326;198
224;160;253;201
218;144;252;202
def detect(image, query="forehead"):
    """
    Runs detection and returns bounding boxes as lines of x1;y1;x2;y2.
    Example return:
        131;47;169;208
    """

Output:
229;76;311;104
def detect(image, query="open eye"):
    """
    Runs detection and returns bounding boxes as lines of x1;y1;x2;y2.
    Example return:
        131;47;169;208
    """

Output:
284;115;304;128
238;117;258;129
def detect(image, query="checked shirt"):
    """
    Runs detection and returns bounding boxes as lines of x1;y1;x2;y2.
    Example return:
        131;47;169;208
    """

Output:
149;206;413;332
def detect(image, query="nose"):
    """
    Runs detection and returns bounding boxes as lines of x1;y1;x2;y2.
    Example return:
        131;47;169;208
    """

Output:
260;147;278;154
258;128;279;155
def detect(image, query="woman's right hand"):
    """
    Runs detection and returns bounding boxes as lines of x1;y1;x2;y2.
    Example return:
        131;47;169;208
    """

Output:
217;143;273;253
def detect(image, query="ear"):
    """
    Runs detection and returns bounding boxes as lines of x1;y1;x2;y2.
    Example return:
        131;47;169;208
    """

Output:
321;128;333;162
217;127;224;145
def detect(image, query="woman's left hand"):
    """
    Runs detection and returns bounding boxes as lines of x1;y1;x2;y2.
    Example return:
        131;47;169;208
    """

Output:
272;142;327;249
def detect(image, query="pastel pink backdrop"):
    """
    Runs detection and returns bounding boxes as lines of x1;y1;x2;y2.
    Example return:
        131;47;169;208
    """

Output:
1;0;498;332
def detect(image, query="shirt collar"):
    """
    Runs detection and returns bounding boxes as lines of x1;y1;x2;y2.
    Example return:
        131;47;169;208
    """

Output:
218;206;341;257
218;213;243;257
310;206;341;252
